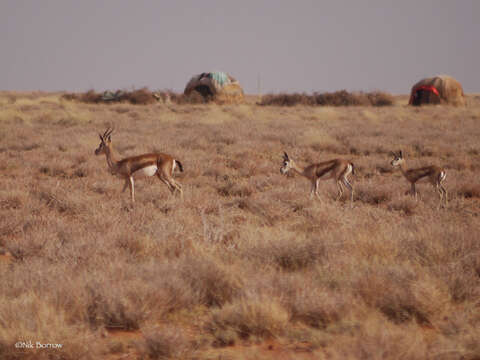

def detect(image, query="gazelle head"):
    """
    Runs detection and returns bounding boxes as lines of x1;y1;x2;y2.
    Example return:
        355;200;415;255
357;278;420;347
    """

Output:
390;150;404;167
280;152;294;174
95;128;114;155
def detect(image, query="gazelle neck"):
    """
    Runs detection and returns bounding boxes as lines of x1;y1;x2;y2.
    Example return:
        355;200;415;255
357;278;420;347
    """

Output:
397;161;409;178
104;145;119;173
290;162;308;178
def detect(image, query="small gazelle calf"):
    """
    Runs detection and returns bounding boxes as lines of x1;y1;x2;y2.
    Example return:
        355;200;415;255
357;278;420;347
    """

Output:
95;128;183;203
280;152;355;205
390;150;447;205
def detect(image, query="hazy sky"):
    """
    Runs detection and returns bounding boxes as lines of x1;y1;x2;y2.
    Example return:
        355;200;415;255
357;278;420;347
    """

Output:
1;1;478;94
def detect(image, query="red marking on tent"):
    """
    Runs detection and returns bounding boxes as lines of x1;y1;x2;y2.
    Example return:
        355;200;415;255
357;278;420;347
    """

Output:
409;85;440;104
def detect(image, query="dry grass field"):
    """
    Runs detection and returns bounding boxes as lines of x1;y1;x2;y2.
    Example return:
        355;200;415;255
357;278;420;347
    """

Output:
0;91;479;359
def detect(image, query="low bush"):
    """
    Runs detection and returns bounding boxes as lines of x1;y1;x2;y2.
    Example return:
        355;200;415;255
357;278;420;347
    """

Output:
259;90;394;106
62;88;210;105
62;88;156;105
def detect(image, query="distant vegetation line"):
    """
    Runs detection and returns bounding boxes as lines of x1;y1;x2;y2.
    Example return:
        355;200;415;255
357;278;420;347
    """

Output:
258;90;394;107
61;88;395;106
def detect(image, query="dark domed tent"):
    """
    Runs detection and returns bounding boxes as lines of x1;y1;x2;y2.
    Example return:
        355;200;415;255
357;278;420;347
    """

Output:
184;72;244;103
409;75;465;106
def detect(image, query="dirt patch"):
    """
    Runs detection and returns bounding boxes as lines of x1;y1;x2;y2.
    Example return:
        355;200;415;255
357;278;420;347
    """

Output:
210;339;319;360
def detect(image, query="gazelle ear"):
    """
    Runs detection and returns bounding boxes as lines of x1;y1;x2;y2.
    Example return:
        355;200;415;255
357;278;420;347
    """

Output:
283;152;289;160
399;150;403;158
389;151;396;157
107;135;112;142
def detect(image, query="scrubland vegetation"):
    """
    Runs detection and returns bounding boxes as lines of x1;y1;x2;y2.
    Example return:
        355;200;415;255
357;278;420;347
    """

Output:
62;88;395;107
258;90;395;107
63;88;218;105
0;91;479;359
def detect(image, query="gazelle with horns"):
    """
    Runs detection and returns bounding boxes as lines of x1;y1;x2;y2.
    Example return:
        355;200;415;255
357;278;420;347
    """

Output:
95;128;184;203
280;152;355;205
390;150;447;205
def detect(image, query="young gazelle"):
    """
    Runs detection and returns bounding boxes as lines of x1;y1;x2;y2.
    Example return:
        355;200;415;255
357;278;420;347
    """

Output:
390;150;447;205
280;152;355;204
95;128;183;203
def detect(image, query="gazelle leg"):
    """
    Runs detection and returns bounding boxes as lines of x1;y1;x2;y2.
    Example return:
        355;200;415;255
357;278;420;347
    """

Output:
342;177;354;205
172;179;182;191
128;176;135;203
122;178;129;192
336;180;344;201
437;184;448;206
410;183;417;200
157;174;175;193
176;182;184;197
315;179;322;200
169;178;183;196
434;185;442;209
160;172;182;196
309;181;315;198
435;185;443;200
165;181;176;194
441;185;448;205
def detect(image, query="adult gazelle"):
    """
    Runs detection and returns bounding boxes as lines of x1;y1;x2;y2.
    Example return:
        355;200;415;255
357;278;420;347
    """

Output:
390;150;447;206
280;152;355;205
95;128;183;203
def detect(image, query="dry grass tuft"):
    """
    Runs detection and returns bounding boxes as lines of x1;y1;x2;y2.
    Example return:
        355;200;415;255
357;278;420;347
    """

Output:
355;267;437;326
206;297;289;345
178;255;243;307
138;326;192;359
387;198;418;215
356;187;392;205
217;181;254;198
243;235;326;271
286;287;348;329
85;283;145;331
